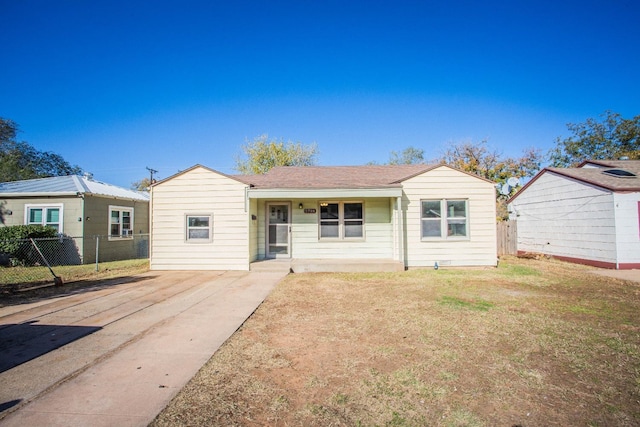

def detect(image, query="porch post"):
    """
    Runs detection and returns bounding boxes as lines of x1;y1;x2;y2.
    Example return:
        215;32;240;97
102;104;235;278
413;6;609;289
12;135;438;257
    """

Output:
396;196;405;267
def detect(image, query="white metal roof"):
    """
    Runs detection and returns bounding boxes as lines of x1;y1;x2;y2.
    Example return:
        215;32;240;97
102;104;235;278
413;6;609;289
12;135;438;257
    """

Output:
0;175;149;201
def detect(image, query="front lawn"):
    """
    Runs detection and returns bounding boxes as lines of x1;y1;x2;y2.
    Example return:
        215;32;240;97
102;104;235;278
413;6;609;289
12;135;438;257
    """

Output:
152;257;640;426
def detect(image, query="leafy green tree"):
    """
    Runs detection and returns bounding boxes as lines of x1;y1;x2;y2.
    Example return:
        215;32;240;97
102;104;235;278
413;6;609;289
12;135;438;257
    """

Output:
0;117;18;142
439;140;542;220
235;134;318;174
389;146;425;165
549;111;640;167
0;117;83;182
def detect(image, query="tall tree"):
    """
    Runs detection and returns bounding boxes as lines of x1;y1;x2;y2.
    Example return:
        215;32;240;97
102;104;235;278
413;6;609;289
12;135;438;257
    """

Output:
549;111;640;167
440;140;541;183
388;146;425;165
0;117;83;182
235;134;318;175
439;140;542;220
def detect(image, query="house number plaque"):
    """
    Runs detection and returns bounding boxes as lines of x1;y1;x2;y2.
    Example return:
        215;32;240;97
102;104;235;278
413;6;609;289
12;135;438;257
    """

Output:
304;208;316;214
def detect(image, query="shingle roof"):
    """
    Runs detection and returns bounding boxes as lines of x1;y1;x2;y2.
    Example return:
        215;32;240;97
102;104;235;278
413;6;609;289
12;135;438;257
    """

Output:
233;164;442;189
0;175;150;201
546;163;640;192
579;159;640;169
510;160;640;203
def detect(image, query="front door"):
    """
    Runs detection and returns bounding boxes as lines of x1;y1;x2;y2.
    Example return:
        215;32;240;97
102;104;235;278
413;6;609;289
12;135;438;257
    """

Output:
267;203;291;258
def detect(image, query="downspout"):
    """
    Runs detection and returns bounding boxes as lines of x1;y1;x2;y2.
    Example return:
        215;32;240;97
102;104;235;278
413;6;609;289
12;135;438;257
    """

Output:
78;192;85;263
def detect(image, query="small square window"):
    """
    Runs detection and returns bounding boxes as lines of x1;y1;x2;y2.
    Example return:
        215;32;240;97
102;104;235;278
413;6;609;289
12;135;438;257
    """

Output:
186;215;212;242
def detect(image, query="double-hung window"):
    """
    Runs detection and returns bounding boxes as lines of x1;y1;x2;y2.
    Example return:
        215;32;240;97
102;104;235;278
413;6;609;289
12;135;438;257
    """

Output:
26;204;63;232
186;214;212;242
109;206;134;239
319;202;364;239
421;199;468;239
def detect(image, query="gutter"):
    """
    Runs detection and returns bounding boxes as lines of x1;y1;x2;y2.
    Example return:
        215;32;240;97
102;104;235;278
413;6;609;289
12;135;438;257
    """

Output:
0;192;149;203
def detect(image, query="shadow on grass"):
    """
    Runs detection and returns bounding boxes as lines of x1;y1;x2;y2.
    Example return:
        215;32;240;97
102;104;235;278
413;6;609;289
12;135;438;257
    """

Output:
0;275;156;308
0;321;102;373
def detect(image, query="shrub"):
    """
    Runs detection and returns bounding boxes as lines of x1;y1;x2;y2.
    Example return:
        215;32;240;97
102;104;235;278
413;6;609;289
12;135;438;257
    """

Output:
0;225;59;265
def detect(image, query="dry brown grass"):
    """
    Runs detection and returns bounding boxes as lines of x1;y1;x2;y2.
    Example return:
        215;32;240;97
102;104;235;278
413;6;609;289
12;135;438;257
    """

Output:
152;257;640;426
0;259;149;307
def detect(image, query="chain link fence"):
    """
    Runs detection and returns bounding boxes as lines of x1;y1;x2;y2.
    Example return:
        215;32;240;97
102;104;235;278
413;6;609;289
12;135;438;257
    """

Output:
0;234;149;287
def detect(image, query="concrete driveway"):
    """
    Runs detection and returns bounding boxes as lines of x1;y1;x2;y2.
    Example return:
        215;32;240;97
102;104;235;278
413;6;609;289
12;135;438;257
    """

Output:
0;269;287;426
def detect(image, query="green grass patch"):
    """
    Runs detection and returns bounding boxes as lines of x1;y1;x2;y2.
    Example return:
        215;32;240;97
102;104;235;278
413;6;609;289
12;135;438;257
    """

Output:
1;259;149;288
438;295;494;311
498;262;541;277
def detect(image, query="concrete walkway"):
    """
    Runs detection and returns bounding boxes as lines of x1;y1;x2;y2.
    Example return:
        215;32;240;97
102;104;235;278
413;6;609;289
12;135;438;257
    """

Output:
0;269;288;426
591;268;640;283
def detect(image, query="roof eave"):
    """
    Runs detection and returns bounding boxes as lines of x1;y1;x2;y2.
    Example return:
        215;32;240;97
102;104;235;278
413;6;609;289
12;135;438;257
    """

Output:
508;168;640;204
152;164;249;186
0;192;80;198
248;187;403;199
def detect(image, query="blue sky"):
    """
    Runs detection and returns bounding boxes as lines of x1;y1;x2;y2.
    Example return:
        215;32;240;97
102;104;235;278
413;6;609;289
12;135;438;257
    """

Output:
2;0;639;188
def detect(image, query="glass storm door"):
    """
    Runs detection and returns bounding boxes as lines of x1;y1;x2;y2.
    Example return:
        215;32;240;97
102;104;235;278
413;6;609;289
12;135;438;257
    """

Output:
267;203;291;258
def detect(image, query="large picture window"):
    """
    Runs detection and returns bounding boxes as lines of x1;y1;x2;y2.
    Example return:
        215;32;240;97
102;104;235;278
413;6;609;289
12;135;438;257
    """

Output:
421;199;468;239
26;204;63;232
186;214;212;242
319;202;364;239
109;206;134;239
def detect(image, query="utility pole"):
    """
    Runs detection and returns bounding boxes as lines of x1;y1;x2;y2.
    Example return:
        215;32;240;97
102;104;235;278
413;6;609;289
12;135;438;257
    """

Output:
146;166;158;184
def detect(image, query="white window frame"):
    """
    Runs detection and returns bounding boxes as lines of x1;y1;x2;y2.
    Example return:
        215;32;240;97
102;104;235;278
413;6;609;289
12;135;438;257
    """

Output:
25;204;64;233
318;201;365;240
108;205;134;240
420;199;469;240
185;214;213;243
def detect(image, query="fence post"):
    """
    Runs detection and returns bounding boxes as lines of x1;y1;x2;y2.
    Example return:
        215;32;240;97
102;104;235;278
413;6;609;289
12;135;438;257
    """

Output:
95;235;100;272
29;238;63;285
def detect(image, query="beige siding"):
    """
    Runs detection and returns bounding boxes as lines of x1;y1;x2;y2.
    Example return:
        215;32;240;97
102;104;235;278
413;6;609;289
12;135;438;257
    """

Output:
510;172;617;264
151;167;250;270
402;166;497;267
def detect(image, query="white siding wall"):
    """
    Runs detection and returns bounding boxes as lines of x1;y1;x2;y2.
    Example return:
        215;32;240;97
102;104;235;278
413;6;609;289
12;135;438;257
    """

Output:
151;167;250;270
403;166;497;267
613;192;640;266
510;172;617;264
255;198;394;260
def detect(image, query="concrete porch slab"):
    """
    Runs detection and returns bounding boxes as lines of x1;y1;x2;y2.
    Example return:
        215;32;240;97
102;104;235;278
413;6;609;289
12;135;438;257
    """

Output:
290;258;405;273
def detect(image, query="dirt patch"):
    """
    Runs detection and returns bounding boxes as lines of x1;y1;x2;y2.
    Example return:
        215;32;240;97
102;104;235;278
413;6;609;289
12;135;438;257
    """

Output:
152;257;640;426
